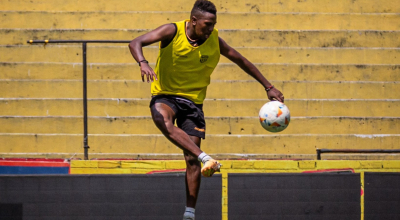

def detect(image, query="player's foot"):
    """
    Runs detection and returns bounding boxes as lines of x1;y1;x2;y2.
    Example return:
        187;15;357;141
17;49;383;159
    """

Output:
201;159;222;177
183;214;195;220
183;209;195;220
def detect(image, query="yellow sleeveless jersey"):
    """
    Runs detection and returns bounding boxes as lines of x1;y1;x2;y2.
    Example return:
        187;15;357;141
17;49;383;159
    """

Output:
151;20;220;104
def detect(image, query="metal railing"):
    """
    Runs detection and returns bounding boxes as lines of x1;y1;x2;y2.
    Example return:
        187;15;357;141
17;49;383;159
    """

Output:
316;149;400;160
27;40;132;160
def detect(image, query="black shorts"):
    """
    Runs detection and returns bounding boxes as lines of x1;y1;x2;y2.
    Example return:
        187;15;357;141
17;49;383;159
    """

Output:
149;95;206;139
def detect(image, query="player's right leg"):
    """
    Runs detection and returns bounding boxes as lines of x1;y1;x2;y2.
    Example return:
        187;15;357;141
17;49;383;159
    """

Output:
150;102;203;158
150;99;221;177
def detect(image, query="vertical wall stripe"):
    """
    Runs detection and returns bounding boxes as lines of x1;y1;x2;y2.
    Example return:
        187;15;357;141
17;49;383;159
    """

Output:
222;171;228;220
360;171;365;220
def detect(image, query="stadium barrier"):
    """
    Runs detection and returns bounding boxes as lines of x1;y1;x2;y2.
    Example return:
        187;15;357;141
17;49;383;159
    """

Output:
1;159;400;220
70;159;400;220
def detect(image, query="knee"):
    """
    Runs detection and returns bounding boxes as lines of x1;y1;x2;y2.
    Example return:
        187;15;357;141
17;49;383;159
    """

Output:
186;154;201;170
151;110;175;135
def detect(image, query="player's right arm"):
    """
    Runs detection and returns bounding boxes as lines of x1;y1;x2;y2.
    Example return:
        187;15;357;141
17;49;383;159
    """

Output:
128;24;176;82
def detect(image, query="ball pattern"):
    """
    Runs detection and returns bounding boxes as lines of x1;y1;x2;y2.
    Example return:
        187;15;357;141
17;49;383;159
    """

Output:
259;101;290;132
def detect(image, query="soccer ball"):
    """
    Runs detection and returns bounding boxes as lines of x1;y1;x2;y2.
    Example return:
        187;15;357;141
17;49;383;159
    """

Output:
259;101;290;132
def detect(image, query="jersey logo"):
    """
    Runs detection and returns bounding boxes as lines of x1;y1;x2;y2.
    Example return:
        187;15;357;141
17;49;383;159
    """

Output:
200;55;209;63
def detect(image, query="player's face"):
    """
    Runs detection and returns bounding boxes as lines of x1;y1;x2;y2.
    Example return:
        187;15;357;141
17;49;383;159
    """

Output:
194;12;217;40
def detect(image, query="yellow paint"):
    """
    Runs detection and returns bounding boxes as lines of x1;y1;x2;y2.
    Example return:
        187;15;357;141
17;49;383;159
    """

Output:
383;161;400;169
4;29;400;48
298;161;316;169
208;81;400;99
3;46;400;64
360;172;365;220
2;63;399;82
2;98;400;118
165;161;186;169
2;11;399;30
359;161;383;169
317;161;361;170
98;160;121;168
1;80;400;100
120;161;167;169
2;0;398;13
222;171;228;220
253;161;299;170
71;160;400;174
2;134;400;158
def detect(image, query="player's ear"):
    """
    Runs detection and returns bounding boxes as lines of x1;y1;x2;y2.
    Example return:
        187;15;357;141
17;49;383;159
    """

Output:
191;16;198;26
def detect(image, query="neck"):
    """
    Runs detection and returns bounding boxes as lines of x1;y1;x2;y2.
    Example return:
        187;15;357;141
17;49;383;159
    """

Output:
186;22;198;42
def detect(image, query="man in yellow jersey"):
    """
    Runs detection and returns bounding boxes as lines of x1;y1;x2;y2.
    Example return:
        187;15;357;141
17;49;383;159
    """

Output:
129;0;284;219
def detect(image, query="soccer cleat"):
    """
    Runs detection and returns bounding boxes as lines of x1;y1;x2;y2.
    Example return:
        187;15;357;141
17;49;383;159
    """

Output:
201;159;222;177
183;211;195;220
183;214;195;220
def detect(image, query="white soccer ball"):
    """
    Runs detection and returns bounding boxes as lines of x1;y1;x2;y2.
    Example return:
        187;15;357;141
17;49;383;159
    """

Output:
259;101;290;132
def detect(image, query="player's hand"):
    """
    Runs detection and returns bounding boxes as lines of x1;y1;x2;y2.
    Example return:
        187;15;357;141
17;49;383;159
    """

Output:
267;88;284;103
140;63;158;83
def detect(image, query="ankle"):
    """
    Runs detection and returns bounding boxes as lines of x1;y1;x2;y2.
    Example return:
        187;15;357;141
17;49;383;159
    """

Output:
198;152;212;164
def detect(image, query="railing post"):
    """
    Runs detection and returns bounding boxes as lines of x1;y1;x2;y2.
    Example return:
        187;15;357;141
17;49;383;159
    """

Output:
82;42;89;160
316;149;321;160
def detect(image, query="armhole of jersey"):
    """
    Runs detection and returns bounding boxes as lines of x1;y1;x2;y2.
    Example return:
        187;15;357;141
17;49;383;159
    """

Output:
160;23;177;49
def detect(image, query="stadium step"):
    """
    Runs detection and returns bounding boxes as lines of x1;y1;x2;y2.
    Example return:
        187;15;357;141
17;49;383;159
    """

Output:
1;80;398;99
0;133;399;159
3;29;400;48
1;0;398;160
1;98;400;117
1;62;399;82
1;116;399;135
1;45;399;64
1;11;399;30
1;0;398;13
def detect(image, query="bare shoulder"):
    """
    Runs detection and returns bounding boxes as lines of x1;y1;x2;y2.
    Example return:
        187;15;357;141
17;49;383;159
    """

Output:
154;23;177;39
218;37;233;55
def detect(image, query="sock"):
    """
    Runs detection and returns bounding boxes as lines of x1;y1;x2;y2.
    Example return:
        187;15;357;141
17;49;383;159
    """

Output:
198;152;212;164
183;207;195;219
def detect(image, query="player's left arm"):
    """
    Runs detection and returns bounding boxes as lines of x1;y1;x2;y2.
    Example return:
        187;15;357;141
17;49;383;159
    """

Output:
218;37;284;102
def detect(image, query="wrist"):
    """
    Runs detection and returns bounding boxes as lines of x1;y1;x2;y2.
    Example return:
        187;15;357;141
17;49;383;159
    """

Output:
138;59;149;66
265;85;274;92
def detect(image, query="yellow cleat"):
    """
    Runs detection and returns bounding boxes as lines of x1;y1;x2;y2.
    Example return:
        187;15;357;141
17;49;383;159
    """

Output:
201;159;222;177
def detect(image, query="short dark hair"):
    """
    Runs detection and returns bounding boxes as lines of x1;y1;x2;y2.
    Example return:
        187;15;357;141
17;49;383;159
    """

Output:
191;0;217;16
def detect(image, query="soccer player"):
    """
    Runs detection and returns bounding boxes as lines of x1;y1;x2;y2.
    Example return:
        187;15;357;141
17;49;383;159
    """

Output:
129;0;284;219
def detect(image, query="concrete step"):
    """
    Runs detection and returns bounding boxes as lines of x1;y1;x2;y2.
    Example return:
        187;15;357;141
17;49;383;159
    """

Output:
0;133;399;159
1;11;399;30
1;0;398;13
2;45;399;64
1;98;400;117
1;80;398;99
2;62;399;82
4;29;400;48
0;116;398;135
